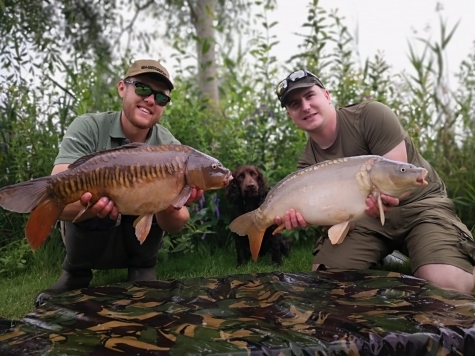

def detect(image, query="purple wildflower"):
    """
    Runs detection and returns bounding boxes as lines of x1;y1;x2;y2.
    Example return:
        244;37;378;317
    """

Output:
199;194;205;209
212;195;220;218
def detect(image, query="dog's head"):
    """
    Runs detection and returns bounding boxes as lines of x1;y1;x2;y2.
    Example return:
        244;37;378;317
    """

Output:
225;165;269;204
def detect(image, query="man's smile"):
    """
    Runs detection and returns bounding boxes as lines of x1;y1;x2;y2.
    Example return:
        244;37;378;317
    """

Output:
138;106;152;115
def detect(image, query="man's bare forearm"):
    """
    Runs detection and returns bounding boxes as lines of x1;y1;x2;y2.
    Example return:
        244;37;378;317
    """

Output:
155;206;190;234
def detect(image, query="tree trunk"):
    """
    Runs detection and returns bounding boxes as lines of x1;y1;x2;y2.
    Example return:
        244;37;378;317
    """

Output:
189;0;220;109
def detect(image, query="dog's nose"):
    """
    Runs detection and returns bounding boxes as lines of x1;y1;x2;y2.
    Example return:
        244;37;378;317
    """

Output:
246;183;257;189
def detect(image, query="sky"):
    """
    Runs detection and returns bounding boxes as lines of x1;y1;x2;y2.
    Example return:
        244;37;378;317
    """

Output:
269;0;475;83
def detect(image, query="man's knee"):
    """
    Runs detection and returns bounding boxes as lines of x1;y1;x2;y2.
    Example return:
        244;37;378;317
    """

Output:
414;264;474;292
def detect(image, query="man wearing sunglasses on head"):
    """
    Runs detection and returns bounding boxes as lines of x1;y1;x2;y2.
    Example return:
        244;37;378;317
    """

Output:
35;59;203;306
274;69;475;292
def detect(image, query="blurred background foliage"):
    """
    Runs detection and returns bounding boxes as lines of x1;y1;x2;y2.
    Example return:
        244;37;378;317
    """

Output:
0;0;474;271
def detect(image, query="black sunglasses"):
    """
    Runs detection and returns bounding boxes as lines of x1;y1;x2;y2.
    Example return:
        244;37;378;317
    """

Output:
275;69;325;99
124;79;171;106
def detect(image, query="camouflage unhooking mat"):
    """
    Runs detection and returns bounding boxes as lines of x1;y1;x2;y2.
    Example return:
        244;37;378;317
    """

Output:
1;270;475;355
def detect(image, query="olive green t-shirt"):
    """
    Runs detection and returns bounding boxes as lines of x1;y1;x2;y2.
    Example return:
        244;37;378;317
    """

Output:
55;111;180;165
297;101;446;204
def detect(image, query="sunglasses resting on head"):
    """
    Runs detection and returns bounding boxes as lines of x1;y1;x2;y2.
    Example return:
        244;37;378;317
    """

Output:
124;79;171;106
275;69;325;105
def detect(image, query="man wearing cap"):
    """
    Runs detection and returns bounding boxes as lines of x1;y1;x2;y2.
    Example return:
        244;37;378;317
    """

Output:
273;69;475;292
35;59;202;306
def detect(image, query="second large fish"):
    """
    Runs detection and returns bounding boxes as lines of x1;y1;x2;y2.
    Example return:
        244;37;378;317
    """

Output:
229;156;428;261
0;143;232;249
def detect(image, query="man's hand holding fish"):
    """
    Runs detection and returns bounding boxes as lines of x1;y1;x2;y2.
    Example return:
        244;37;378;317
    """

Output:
364;193;399;219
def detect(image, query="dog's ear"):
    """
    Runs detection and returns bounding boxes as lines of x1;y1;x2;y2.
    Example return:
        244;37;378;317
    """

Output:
225;169;243;205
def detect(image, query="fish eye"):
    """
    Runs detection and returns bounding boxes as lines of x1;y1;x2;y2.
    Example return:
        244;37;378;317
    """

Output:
400;167;406;172
212;164;217;169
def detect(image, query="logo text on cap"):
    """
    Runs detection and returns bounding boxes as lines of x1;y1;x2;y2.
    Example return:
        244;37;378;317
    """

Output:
141;65;167;77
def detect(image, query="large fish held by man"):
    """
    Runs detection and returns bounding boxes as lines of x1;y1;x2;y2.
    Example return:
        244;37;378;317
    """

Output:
0;143;232;250
230;156;429;261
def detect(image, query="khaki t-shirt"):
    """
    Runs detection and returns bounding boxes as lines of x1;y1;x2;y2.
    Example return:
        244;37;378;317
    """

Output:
55;111;180;165
297;101;446;204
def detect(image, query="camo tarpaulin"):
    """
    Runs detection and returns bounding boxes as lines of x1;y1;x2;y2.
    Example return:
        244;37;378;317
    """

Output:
1;269;475;355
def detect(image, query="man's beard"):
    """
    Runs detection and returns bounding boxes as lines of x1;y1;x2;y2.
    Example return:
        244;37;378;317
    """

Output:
123;105;156;130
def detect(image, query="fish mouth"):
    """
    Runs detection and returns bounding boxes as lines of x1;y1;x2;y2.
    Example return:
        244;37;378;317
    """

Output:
417;170;429;186
223;172;233;187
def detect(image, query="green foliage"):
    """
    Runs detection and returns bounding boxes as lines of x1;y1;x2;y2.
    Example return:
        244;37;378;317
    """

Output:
0;0;118;91
0;240;32;278
0;79;61;245
163;196;222;255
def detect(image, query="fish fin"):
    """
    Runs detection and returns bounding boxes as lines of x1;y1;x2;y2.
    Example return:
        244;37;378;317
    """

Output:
25;198;64;250
171;185;192;209
272;223;285;235
72;202;92;223
133;214;154;244
248;225;266;261
0;177;50;213
328;221;351;245
229;212;255;236
68;142;146;169
230;212;266;261
376;194;386;225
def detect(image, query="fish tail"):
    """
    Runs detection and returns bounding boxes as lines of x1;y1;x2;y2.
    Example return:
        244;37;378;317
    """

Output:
230;212;267;262
25;198;65;250
0;177;50;213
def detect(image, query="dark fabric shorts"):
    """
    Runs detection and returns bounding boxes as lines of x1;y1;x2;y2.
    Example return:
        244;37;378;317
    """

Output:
60;214;164;272
313;197;475;274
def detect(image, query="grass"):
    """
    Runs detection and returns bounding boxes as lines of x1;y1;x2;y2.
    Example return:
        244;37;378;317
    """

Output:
0;236;411;321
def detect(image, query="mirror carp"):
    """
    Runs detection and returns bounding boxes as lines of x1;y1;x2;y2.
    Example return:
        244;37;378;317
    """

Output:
0;143;232;249
230;156;428;261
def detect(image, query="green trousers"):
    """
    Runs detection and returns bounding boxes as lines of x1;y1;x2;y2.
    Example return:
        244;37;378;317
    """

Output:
60;215;164;272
